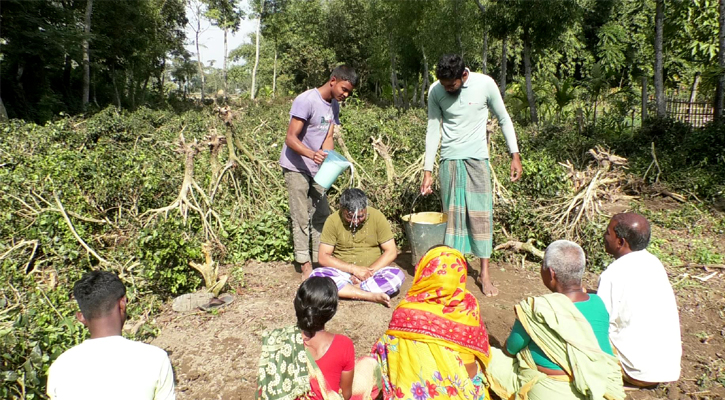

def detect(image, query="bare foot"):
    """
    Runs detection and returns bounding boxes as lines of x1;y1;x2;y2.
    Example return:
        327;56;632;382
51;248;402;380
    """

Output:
301;262;313;280
371;293;391;307
478;277;499;297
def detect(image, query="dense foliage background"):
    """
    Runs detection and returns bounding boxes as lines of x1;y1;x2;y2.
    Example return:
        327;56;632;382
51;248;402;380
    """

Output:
1;0;725;398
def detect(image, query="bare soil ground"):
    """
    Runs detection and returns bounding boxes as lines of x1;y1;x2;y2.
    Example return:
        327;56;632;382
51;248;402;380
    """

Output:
152;201;725;400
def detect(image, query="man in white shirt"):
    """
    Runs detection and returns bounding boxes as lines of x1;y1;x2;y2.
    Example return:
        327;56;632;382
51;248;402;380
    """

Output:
597;213;682;387
47;271;175;400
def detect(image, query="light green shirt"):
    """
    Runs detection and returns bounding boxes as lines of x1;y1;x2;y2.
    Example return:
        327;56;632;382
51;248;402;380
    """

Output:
424;70;519;171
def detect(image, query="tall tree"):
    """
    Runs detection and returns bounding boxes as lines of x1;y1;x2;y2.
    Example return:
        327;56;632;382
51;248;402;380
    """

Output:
499;35;507;97
205;0;243;102
489;2;516;98
0;39;7;121
495;0;580;124
472;0;489;74
654;0;666;118
716;0;725;120
82;0;93;110
188;0;208;101
251;0;265;100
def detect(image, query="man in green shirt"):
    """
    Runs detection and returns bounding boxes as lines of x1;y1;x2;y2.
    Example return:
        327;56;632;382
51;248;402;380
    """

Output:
420;54;523;297
308;189;404;307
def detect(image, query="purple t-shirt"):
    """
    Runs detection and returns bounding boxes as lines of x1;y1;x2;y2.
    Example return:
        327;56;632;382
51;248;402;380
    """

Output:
279;88;340;176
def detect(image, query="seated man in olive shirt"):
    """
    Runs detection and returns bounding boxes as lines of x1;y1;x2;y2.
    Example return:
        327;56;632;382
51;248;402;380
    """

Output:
308;189;405;307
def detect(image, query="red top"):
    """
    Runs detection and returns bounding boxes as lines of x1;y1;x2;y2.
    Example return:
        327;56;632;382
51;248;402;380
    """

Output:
309;334;355;397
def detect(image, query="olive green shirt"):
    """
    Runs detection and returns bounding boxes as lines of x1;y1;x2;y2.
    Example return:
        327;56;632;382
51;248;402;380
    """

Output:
319;207;394;267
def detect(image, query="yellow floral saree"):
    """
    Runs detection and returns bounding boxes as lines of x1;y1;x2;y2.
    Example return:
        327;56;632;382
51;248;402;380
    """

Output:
372;246;491;400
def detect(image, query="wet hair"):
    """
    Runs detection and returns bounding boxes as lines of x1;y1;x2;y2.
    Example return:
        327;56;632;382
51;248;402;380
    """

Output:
73;270;126;320
330;65;359;87
436;54;466;80
339;188;367;213
294;277;338;333
543;240;585;287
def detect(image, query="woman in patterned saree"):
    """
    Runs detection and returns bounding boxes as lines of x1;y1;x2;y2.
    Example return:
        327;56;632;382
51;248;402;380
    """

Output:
256;277;380;400
372;245;492;400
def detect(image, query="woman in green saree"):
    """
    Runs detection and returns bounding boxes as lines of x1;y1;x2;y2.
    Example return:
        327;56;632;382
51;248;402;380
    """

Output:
485;240;625;400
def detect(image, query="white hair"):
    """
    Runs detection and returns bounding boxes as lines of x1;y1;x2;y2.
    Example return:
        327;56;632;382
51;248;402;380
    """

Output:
543;240;586;286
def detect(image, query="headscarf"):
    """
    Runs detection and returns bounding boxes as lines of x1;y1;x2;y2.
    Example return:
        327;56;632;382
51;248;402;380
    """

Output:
386;246;490;364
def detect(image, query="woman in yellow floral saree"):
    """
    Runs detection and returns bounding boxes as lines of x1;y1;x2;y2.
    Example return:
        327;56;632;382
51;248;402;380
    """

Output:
372;246;491;400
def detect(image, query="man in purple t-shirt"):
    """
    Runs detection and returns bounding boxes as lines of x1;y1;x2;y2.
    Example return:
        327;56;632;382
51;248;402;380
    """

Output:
280;65;358;278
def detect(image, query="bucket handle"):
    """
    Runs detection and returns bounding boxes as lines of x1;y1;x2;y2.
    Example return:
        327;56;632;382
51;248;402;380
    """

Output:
407;191;442;225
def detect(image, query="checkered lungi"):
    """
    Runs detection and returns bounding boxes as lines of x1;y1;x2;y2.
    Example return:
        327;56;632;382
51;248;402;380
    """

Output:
439;159;493;259
308;266;405;296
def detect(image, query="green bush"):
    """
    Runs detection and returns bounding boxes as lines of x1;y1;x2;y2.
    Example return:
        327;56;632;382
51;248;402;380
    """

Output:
137;218;203;296
1;98;721;398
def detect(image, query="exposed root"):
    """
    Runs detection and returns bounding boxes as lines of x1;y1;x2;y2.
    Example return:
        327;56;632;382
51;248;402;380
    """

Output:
217;108;282;192
490;161;512;205
538;146;629;240
334;125;372;185
643;142;662;183
141;133;224;241
188;241;228;296
370;135;395;185
494;239;544;260
628;181;687;203
53;191;111;267
206;129;227;188
678;263;725;270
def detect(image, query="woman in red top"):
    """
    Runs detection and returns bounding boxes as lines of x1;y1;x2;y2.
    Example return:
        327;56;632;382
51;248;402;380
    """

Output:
257;277;380;400
296;277;355;399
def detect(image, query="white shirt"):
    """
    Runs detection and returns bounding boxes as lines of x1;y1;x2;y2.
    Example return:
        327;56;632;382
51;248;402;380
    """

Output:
597;249;682;382
47;336;175;400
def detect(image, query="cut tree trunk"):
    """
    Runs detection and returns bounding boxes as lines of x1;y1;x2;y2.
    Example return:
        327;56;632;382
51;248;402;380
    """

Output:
654;0;666;118
523;33;538;124
82;0;93;111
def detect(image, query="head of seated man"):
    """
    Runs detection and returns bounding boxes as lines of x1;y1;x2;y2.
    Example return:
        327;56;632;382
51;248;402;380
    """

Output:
46;271;176;400
74;270;129;337
339;188;368;232
604;212;651;259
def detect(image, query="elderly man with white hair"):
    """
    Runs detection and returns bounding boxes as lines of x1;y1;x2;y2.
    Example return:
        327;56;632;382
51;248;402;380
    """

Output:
484;240;625;400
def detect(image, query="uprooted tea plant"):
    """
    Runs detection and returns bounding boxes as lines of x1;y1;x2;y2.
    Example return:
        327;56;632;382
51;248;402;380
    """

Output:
2;100;722;398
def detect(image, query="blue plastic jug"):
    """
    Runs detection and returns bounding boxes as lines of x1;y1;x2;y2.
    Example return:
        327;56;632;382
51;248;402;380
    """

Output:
313;150;351;189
